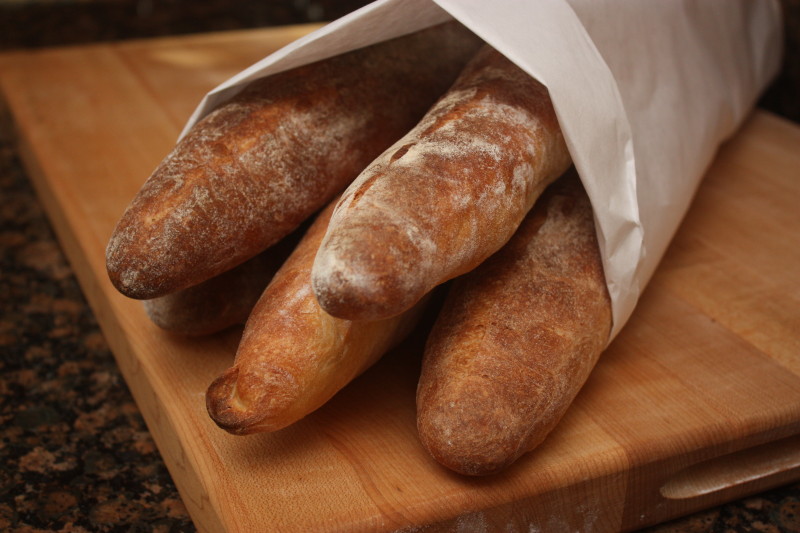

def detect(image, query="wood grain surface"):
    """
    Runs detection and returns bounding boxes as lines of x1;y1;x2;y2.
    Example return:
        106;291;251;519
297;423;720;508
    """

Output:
1;24;799;532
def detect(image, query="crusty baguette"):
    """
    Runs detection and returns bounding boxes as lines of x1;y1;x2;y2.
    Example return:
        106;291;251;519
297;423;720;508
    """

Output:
206;200;427;435
142;228;301;336
106;22;483;300
143;252;275;337
416;172;612;476
312;44;572;321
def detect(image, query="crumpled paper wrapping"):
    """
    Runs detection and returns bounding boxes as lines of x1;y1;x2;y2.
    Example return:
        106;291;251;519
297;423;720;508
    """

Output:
181;0;782;340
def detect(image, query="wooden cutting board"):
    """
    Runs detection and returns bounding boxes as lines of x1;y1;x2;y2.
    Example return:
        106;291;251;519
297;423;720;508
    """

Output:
2;24;799;532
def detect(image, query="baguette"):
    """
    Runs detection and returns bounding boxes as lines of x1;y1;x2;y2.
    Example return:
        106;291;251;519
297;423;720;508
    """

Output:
416;172;612;476
106;22;483;300
142;229;300;336
206;200;427;435
312;45;572;321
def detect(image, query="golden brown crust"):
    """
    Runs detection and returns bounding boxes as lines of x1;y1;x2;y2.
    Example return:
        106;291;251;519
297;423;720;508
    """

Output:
416;172;612;476
205;200;427;435
106;22;483;299
312;44;572;321
142;228;301;336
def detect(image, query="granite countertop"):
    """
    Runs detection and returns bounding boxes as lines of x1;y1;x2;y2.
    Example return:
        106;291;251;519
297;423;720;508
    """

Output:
1;1;800;531
1;116;193;530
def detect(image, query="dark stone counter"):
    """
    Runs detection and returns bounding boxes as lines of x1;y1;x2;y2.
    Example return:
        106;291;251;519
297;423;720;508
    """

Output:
1;1;799;531
0;113;194;530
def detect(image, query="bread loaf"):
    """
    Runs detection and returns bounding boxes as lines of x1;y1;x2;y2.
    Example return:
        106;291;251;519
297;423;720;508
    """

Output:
106;22;483;300
142;228;301;336
143;252;275;337
312;44;572;321
416;172;612;476
206;200;427;435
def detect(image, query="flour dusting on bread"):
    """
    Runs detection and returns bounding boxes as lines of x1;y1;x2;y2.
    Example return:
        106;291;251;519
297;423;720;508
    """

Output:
312;45;572;321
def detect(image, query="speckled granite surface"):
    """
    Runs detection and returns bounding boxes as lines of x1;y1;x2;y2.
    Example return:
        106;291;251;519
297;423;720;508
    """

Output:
0;113;193;530
1;1;799;532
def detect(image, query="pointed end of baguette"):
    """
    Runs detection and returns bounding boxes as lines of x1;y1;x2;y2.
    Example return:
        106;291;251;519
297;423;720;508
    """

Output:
416;374;547;476
311;228;426;321
105;226;176;300
205;365;299;435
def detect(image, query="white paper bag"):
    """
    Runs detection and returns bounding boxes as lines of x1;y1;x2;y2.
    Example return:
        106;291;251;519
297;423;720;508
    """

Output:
182;0;782;340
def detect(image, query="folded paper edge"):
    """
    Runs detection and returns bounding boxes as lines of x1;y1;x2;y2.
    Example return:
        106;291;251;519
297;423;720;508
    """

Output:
179;0;455;140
